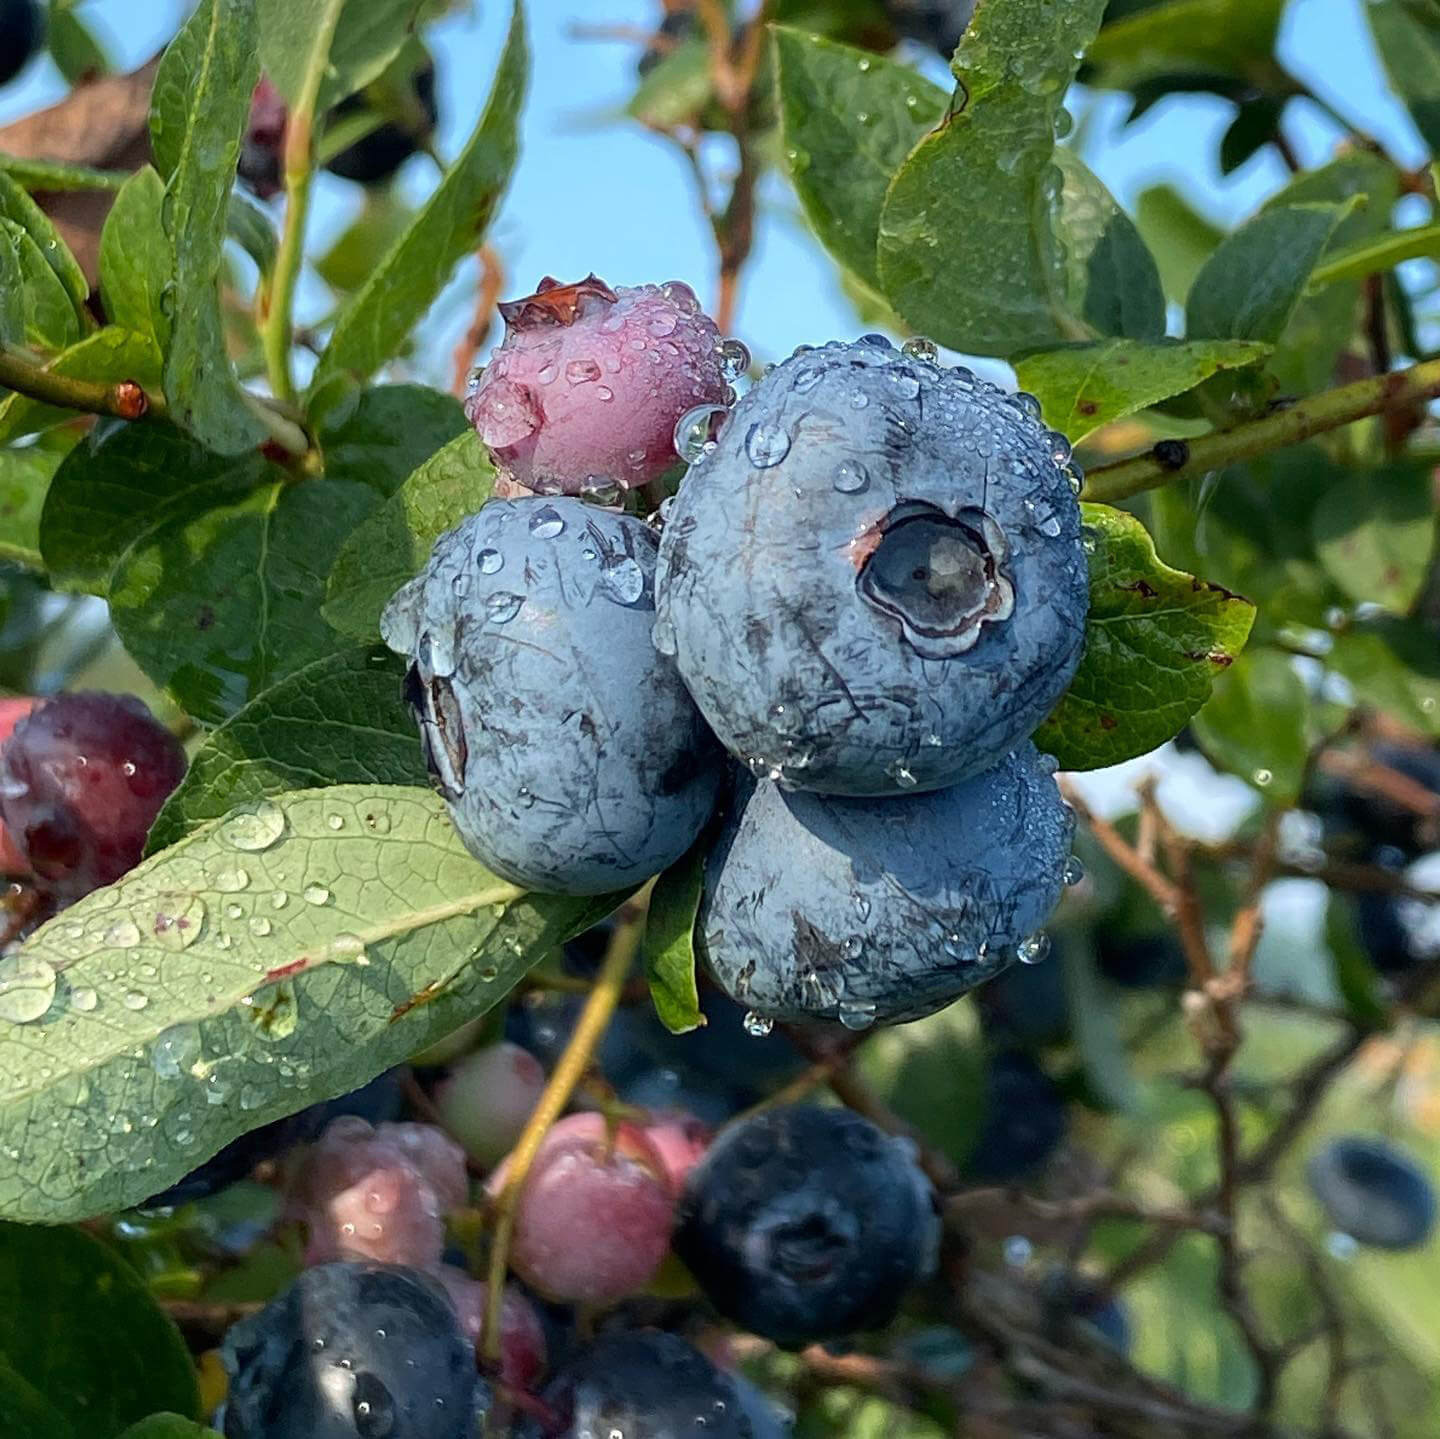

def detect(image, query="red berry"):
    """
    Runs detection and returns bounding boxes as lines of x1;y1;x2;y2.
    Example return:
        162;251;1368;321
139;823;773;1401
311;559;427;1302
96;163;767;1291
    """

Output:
292;1117;468;1270
434;1266;547;1391
641;1111;713;1195
487;1112;674;1304
433;1041;545;1169
0;697;35;875
0;692;186;903
465;275;727;496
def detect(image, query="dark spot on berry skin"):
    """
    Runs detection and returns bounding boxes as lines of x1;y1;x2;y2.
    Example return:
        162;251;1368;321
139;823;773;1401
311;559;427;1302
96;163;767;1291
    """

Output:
1152;438;1189;471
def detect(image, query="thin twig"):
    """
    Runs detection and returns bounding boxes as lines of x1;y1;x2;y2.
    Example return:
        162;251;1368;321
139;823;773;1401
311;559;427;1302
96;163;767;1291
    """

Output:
0;345;163;421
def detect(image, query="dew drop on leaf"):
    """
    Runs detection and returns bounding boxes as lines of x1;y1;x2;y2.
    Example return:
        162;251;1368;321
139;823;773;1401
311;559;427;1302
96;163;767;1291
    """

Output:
104;918;142;949
0;955;57;1023
303;884;331;906
222;800;287;852
122;990;149;1011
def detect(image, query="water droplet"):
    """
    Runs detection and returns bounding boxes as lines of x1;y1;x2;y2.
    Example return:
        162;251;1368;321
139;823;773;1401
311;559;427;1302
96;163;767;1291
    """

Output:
248;916;273;938
600;556;646;605
529;505;565;539
485;592;524;624
222;800;286;852
153;896;206;951
852;894;871;921
580;477;622;506
651;617;677;656
1048;430;1073;465
270;891;289;911
122;990;149;1011
1066;465;1084;495
1252;768;1273;788
1003;1234;1033;1267
1017;932;1051;966
746;421;792;468
516;786;534;810
832;460;869;494
152;1023;202;1080
329;933;367;963
837;997;877;1030
477;548;503;575
889;371;922;400
900;336;939;363
849;388;869;409
1062;855;1086;886
1039;513;1062;539
69;986;97;1013
841;935;865;960
104;918;142;949
225;903;243;921
742;1010;774;1037
565;358;601;385
857;332;891;348
714;337;750;379
662;279;700;313
1009;391;1042;421
886;758;918;789
212;866;250;893
674;403;728;462
0;955;56;1023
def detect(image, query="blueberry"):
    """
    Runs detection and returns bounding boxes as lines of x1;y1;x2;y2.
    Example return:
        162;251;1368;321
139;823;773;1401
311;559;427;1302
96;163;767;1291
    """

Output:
1305;1136;1437;1250
382;497;724;895
654;342;1088;795
673;1105;940;1348
1331;743;1440;860
1354;848;1439;977
516;1330;755;1439
1095;929;1187;988
0;0;41;88
699;743;1074;1026
1041;1270;1132;1355
221;1262;484;1439
964;1050;1067;1183
327;60;439;186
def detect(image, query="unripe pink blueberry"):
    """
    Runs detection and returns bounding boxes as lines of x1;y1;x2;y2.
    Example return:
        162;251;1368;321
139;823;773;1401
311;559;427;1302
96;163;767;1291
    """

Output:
464;274;727;496
640;1111;713;1195
486;1111;674;1305
292;1117;468;1270
433;1040;545;1170
435;1266;547;1391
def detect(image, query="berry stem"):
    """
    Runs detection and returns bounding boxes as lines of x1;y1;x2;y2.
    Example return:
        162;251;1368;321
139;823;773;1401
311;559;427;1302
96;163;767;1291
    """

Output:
262;0;347;409
480;886;651;1364
1084;355;1440;503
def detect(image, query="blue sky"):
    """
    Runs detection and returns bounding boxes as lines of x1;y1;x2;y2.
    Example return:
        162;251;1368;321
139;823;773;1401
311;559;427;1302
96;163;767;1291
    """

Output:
0;0;1426;379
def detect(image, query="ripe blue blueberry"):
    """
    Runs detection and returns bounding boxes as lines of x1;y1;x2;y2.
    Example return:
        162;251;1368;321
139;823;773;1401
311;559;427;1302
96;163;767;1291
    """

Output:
673;1104;940;1348
515;1330;756;1439
221;1262;484;1439
654;340;1088;795
383;497;724;895
964;1049;1067;1183
1306;1136;1437;1251
699;742;1074;1026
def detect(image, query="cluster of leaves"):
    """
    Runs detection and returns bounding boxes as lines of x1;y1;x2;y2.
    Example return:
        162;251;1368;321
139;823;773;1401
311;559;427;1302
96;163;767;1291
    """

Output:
0;0;1437;1432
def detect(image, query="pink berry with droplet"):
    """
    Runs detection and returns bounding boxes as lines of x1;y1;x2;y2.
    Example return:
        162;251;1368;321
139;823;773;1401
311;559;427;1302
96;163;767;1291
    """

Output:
0;691;186;903
433;1040;546;1169
486;1112;674;1304
435;1266;547;1390
293;1117;467;1270
465;274;727;496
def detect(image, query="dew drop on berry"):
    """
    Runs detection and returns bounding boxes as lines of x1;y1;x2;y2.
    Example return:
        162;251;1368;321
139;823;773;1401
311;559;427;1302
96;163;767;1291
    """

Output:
900;336;938;363
565;358;601;385
857;332;891;348
528;506;565;539
745;421;791;468
600;556;646;605
742;1009;774;1037
477;547;503;575
1047;430;1073;465
485;593;524;624
714;337;749;379
832;460;869;494
1016;932;1050;965
1062;855;1085;886
837;997;877;1030
651;617;677;656
674;404;728;463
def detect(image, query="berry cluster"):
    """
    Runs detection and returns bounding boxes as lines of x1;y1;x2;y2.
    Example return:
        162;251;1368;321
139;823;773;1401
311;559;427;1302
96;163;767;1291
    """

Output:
386;275;1088;1031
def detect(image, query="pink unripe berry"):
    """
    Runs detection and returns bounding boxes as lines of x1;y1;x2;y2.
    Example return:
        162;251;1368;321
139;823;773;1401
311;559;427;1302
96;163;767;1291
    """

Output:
433;1040;546;1170
487;1112;674;1305
0;697;36;875
293;1117;467;1270
435;1266;547;1391
640;1111;713;1195
465;274;727;496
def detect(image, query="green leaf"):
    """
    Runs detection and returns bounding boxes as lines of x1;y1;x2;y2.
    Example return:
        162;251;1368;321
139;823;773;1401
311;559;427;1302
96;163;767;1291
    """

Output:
116;1420;213;1439
0;220;80;352
41;422;269;598
1308;223;1440;291
311;2;527;393
1033;503;1256;770
643;846;705;1035
0;231;21;347
0;1222;199;1433
0;785;621;1222
315;192;415;293
48;6;110;84
1014;338;1269;441
1085;0;1286;89
226;192;279;276
154;0;269;456
0;446;60;569
0;329;162;444
0;172;89;315
626;36;714;128
100;169;172;350
0;153;127;192
0;1358;74;1439
1135;184;1223;305
1369;0;1440;154
1219;95;1283;175
1312;464;1437;613
1325;896;1388;1030
1192;647;1310;802
1328;617;1440;737
876;0;1165;356
317;384;468;497
147;646;426;852
324;430;494;640
773;27;946;292
1185;201;1350;343
259;0;423;110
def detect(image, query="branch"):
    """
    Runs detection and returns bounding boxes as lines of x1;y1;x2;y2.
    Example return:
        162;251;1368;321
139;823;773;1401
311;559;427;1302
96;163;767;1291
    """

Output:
1085;357;1440;503
0;346;164;421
